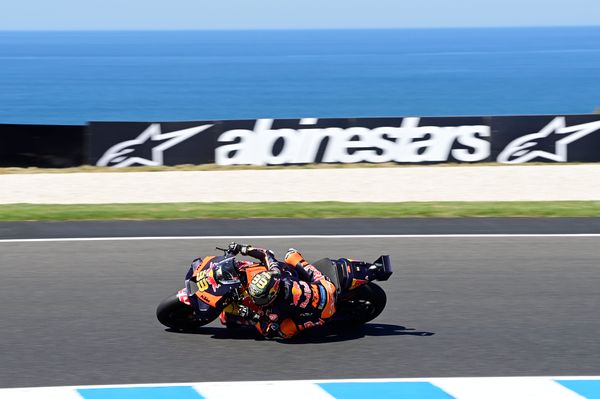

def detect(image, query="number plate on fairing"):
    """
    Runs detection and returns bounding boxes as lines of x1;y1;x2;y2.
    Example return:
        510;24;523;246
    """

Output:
191;256;241;307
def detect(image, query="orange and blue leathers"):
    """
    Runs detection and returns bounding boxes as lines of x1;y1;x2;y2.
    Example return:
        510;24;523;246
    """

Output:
244;247;337;339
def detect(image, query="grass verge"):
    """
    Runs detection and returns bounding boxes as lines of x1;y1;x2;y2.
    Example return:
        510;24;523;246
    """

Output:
0;162;590;174
0;201;599;221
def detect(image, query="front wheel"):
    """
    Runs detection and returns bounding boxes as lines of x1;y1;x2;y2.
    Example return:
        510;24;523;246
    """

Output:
333;283;387;327
156;294;218;331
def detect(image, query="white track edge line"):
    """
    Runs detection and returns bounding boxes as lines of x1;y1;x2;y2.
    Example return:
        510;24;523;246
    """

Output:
1;234;600;243
1;376;600;391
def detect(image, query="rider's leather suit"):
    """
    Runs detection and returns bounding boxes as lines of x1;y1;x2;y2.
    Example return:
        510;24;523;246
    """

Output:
239;247;337;339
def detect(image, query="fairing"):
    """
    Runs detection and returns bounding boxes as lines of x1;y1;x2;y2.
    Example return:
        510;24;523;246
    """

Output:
187;256;242;308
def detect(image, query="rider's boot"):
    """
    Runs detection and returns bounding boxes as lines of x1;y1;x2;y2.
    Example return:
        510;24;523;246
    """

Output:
284;248;309;268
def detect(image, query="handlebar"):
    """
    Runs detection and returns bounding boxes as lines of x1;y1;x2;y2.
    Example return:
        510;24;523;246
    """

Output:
216;242;253;257
215;246;231;255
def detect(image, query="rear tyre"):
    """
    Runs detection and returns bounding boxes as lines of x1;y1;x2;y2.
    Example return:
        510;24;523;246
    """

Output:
156;294;217;331
334;283;387;327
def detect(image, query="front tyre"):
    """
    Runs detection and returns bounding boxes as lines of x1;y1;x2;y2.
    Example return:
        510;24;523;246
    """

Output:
156;294;217;331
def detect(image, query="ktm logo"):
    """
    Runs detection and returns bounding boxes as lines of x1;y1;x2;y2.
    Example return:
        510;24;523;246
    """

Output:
96;124;213;167
498;117;600;163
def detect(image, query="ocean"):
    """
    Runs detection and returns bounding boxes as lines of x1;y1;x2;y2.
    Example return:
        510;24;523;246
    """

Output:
0;27;599;125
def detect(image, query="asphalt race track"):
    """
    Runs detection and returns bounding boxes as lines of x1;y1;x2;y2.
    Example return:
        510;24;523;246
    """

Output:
0;219;599;388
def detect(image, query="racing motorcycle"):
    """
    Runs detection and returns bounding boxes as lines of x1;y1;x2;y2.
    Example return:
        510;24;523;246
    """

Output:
156;244;392;334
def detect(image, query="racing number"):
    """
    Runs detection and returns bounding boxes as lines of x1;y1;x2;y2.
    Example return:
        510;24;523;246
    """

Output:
255;275;269;290
249;274;270;297
196;270;209;292
197;277;209;291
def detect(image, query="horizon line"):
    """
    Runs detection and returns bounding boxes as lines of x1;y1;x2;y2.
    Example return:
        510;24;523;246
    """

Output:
0;24;599;33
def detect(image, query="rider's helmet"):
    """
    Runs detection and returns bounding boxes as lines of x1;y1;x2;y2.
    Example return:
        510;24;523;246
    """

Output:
248;271;281;306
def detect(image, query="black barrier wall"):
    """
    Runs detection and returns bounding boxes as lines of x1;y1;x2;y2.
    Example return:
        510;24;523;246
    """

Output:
491;115;600;163
1;115;599;168
88;117;494;166
87;114;600;167
0;124;85;167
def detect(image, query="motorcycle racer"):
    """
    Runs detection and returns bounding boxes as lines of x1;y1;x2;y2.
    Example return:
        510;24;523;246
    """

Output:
228;243;337;339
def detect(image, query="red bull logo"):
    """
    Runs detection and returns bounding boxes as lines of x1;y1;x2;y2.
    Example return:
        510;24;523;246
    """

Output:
206;271;221;291
349;278;368;290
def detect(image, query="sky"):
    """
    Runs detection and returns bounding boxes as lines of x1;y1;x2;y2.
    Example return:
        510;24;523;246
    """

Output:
0;0;599;30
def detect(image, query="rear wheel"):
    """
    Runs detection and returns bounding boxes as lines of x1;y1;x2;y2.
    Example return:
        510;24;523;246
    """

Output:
334;283;387;327
156;294;218;331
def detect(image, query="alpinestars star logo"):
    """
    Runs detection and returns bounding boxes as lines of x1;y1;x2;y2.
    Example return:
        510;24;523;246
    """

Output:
96;124;213;167
497;117;600;163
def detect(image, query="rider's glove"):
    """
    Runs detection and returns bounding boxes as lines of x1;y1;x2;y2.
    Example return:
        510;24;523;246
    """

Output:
238;304;251;317
238;305;261;322
228;242;242;255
